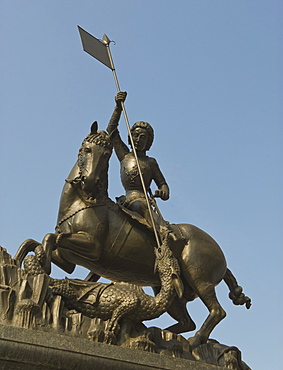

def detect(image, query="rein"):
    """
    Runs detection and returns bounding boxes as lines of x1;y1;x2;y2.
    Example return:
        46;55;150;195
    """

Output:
56;203;102;233
56;197;119;234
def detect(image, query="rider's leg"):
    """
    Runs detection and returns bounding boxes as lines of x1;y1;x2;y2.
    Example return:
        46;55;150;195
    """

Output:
128;200;151;225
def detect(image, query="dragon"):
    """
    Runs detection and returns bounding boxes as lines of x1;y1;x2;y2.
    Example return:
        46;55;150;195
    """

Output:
24;230;183;343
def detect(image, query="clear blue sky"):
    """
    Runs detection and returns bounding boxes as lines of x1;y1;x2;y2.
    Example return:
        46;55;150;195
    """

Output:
1;2;282;369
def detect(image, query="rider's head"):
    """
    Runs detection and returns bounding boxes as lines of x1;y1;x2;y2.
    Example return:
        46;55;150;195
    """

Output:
129;121;154;152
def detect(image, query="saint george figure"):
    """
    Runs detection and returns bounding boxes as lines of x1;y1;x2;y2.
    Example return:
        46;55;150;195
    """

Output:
107;92;169;226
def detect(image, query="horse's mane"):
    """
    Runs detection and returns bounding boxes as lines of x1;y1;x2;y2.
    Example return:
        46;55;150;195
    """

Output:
75;130;112;200
82;130;112;149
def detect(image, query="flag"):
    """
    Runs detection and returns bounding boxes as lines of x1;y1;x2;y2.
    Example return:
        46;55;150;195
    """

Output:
77;26;112;70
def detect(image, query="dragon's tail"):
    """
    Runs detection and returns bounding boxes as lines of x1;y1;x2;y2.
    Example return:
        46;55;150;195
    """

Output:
224;268;251;309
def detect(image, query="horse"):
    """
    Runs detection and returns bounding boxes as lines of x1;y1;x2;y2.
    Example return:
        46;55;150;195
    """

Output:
15;122;251;349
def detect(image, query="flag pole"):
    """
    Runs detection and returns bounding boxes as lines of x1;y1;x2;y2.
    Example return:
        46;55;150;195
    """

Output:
101;35;161;248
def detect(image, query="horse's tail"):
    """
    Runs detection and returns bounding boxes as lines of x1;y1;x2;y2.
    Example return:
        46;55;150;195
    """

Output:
224;268;251;309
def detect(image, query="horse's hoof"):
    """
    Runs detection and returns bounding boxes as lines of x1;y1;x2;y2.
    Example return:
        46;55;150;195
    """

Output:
187;334;205;350
165;318;196;334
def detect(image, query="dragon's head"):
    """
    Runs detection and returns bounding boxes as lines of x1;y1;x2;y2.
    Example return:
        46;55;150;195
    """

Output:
154;229;183;298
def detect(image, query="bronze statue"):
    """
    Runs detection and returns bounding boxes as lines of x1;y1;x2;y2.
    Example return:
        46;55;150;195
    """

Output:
15;111;251;349
107;91;169;226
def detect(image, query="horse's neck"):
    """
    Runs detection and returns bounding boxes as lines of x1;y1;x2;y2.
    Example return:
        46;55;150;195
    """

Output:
57;162;109;222
94;165;109;200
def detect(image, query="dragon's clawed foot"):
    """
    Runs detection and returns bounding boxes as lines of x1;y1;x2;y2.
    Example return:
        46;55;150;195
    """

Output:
103;330;117;345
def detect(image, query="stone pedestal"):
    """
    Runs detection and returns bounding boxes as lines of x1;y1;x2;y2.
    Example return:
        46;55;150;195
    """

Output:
0;247;250;369
0;324;223;370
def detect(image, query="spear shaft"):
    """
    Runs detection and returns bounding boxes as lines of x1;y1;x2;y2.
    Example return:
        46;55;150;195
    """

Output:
102;36;161;247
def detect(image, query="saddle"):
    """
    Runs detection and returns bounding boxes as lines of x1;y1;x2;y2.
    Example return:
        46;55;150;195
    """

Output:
116;196;186;260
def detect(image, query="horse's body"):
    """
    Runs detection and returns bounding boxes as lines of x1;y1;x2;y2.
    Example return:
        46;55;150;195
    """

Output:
15;124;251;348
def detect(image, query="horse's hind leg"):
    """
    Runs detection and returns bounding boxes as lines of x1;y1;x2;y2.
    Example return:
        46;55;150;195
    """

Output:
189;282;226;349
152;287;196;333
166;296;196;333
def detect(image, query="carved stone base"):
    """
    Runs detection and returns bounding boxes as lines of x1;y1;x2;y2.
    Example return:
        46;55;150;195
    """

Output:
0;324;223;370
0;246;251;369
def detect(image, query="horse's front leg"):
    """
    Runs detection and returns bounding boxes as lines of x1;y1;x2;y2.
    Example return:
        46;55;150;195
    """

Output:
14;239;41;266
40;233;58;275
54;231;103;266
18;233;58;275
32;231;102;275
14;234;59;274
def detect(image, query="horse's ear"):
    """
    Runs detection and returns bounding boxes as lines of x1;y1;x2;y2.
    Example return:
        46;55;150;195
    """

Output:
91;121;98;134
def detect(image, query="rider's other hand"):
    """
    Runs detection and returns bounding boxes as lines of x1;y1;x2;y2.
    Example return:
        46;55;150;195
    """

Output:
115;91;127;107
154;189;162;199
154;185;169;201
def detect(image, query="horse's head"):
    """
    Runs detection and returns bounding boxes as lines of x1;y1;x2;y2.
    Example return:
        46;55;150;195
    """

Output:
77;122;112;197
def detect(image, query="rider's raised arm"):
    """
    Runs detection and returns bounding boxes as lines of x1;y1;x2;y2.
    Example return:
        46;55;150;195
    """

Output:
107;92;129;161
150;158;170;201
